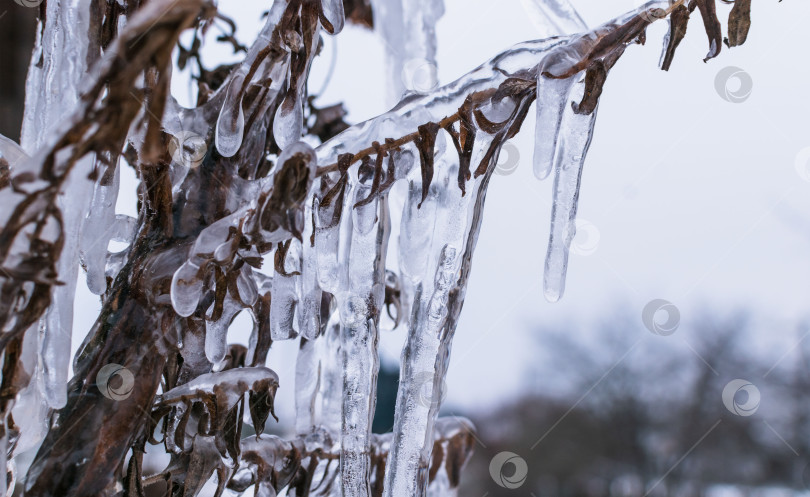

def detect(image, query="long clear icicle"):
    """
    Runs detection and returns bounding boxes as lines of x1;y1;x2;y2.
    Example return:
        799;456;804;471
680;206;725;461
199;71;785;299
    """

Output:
339;182;390;496
537;3;668;300
543;78;598;302
370;0;445;106
294;335;322;436
21;0;96;409
299;200;323;341
384;153;474;496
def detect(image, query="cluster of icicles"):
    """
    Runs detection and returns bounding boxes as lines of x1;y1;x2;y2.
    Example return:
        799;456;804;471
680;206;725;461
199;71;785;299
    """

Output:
165;7;653;496
0;0;683;495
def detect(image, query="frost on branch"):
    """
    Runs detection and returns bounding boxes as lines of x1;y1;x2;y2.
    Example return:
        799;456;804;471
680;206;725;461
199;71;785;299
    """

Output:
0;0;756;496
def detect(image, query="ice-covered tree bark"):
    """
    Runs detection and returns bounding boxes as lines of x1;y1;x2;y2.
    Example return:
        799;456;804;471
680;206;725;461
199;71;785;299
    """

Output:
0;0;755;496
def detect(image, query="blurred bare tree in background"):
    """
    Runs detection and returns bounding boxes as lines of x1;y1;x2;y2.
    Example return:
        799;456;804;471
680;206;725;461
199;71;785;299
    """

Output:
459;311;810;497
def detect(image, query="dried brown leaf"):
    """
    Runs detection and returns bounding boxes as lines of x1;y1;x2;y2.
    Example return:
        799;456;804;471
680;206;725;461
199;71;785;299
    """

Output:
248;377;279;436
573;60;608;115
416;122;440;207
690;0;723;62
725;0;752;47
661;4;690;70
354;142;386;208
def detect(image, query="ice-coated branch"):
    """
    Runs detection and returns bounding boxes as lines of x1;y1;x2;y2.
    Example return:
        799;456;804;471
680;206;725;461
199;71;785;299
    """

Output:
0;0;758;496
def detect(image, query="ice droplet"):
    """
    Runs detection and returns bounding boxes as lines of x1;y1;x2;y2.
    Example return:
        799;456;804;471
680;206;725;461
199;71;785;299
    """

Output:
171;261;204;317
215;74;246;158
273;95;303;151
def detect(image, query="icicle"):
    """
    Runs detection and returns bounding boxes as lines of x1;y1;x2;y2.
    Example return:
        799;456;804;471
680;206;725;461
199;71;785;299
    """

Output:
294;336;321;435
19;0;96;410
246;273;273;368
294;309;343;455
370;0;446;106
270;239;303;341
80;161;120;294
533;74;577;180
298;225;323;340
528;0;588;181
399;178;438;280
384;246;459;497
321;312;344;434
211;0;291;159
313;204;340;293
338;180;390;497
216;72;246;158
41;156;96;408
314;172;350;294
543;76;598;302
10;322;49;455
295;167;325;386
20;0;93;153
204;295;243;364
384;152;473;497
